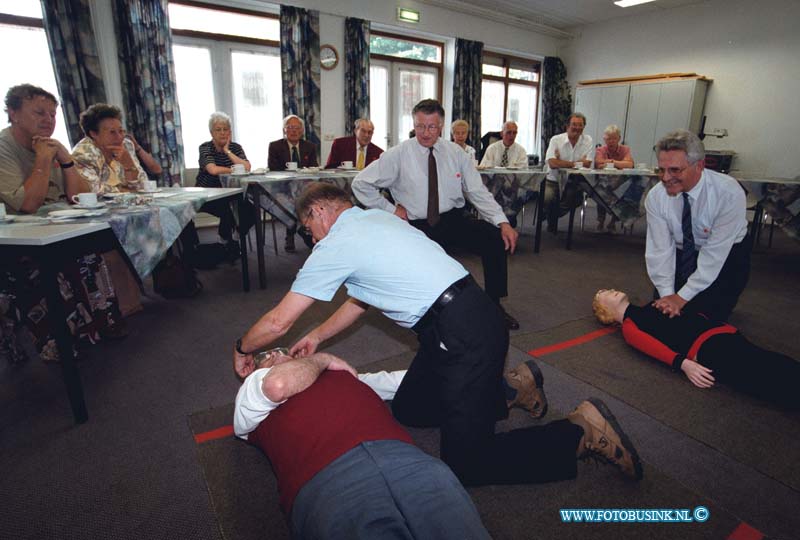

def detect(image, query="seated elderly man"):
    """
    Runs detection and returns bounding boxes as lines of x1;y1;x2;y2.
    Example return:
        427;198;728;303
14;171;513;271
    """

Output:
268;115;319;252
194;111;255;257
0;84;88;213
71;103;147;193
234;348;492;539
450;119;476;160
593;124;634;233
593;289;799;409
324;118;383;170
479;121;528;168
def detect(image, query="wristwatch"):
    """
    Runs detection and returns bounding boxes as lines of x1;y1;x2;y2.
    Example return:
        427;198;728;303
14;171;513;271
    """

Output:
235;338;249;355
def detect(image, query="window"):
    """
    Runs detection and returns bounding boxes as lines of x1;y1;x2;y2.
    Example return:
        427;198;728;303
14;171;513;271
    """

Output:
480;53;540;154
369;32;443;149
169;1;281;169
0;1;70;147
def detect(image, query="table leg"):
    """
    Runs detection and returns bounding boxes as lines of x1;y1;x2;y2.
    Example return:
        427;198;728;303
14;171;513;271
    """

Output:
40;253;88;424
237;194;250;292
253;186;267;289
534;179;545;253
566;205;576;251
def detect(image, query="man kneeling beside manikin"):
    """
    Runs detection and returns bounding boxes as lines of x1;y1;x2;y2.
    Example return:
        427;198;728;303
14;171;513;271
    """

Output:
233;349;492;540
593;289;800;409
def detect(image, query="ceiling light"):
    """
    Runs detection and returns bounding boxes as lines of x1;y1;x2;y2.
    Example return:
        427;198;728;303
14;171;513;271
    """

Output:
614;0;657;7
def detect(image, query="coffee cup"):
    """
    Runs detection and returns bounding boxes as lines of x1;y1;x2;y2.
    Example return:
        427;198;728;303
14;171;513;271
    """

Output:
604;162;615;170
637;163;649;170
72;192;98;207
0;202;6;219
231;163;245;175
144;180;158;191
285;162;298;171
574;161;583;169
341;161;354;169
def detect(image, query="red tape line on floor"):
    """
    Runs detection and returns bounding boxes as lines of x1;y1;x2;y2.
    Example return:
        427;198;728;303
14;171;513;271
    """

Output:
527;326;619;357
194;424;234;444
727;522;764;540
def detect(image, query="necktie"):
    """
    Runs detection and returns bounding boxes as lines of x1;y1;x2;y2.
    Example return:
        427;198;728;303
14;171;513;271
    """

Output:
427;147;439;227
501;146;509;167
676;192;698;289
356;146;366;170
291;145;300;166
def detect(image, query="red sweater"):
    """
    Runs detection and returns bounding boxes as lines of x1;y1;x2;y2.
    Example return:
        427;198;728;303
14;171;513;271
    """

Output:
247;371;413;514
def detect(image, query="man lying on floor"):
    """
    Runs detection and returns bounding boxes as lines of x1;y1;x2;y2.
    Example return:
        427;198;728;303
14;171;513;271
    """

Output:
593;289;800;409
233;348;492;540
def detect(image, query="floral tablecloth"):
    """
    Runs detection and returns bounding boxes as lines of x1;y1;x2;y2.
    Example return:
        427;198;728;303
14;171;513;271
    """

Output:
738;177;800;243
562;169;660;227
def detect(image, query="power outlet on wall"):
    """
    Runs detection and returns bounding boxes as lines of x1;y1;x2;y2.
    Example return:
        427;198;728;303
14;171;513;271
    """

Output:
708;128;728;137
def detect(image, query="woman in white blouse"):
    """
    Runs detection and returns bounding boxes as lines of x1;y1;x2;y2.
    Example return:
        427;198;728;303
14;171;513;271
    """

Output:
451;119;476;160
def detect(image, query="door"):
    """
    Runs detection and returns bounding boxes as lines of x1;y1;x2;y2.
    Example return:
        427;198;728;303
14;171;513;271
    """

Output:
625;82;662;167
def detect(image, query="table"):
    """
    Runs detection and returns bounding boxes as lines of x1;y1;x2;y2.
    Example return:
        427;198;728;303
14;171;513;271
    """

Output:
222;169;546;288
0;187;244;424
736;175;800;245
534;168;660;251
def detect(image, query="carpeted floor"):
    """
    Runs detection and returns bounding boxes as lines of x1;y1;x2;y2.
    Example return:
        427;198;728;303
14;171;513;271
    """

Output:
2;208;799;540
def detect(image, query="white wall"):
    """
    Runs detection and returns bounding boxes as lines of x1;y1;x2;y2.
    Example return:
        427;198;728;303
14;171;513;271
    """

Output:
559;0;800;178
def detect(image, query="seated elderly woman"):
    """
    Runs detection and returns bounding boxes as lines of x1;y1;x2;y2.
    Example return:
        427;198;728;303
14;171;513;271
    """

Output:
451;119;476;160
0;85;125;364
71;103;147;193
195;111;254;253
593;289;799;409
593;125;634;233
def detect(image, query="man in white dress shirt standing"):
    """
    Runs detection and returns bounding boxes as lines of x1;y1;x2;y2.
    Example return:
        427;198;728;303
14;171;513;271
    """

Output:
479;121;528;169
352;99;521;329
543;113;594;232
645;130;749;321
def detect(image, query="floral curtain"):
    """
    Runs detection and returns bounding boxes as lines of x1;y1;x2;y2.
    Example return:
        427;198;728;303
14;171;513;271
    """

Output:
452;38;483;149
541;56;573;153
40;0;107;146
344;17;370;131
112;0;183;185
279;5;321;158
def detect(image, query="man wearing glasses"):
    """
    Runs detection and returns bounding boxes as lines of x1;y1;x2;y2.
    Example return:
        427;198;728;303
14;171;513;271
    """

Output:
351;99;521;330
645;130;749;321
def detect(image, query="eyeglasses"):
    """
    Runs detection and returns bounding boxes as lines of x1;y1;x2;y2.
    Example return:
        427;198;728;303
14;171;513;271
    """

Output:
414;123;441;133
254;347;291;368
662;165;689;177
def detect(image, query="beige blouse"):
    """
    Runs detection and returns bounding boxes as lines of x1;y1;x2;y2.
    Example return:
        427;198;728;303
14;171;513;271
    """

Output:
71;137;146;193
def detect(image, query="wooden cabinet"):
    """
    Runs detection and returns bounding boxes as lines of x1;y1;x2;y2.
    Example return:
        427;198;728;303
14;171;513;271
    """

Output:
575;77;709;167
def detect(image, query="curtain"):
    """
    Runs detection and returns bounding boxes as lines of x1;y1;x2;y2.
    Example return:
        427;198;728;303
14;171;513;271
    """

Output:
452;38;483;148
344;17;370;131
541;56;573;154
279;5;321;158
113;0;183;185
40;0;107;146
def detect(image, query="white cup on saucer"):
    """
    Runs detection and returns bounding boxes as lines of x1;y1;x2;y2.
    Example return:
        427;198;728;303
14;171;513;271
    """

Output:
574;161;584;169
285;162;298;171
637;162;649;170
341;161;354;169
72;192;98;207
144;180;158;191
604;162;615;170
231;164;245;175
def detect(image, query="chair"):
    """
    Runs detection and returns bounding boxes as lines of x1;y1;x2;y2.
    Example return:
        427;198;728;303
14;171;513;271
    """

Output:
477;131;502;163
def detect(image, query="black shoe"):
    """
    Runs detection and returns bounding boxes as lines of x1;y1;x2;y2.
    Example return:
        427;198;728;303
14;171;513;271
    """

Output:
99;321;129;341
499;305;520;330
225;241;240;264
284;234;296;253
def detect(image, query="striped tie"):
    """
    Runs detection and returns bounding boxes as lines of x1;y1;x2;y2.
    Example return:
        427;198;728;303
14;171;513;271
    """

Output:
676;192;698;289
501;147;509;167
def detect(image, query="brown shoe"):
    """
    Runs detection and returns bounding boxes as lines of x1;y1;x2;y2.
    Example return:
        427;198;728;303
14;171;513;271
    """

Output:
505;360;548;418
568;398;643;480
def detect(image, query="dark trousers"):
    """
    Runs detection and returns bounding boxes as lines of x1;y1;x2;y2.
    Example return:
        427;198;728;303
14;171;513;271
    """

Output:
198;198;255;242
409;208;508;301
700;333;800;409
672;239;750;321
391;283;582;486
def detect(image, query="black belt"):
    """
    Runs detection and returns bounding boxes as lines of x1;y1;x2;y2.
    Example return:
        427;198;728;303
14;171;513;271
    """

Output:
412;275;475;333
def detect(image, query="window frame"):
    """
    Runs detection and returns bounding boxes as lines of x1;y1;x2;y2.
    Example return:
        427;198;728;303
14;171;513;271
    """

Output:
481;51;541;140
369;30;444;103
169;0;279;48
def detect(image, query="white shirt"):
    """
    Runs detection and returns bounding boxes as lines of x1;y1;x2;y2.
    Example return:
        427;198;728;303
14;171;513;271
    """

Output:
479;140;528;168
544;132;595;181
352;137;507;226
233;366;406;439
458;144;476;160
645;168;748;301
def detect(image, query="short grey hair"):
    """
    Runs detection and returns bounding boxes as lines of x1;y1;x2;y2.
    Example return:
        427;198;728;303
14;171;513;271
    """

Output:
451;119;469;132
603;125;621;138
354;118;373;131
283;114;305;131
502;120;518;132
656;130;705;164
208;111;231;132
568;112;587;126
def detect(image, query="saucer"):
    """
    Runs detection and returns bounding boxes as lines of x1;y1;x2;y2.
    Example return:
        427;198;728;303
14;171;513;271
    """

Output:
230;172;249;176
49;209;90;219
74;202;106;209
0;215;15;223
138;188;163;194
